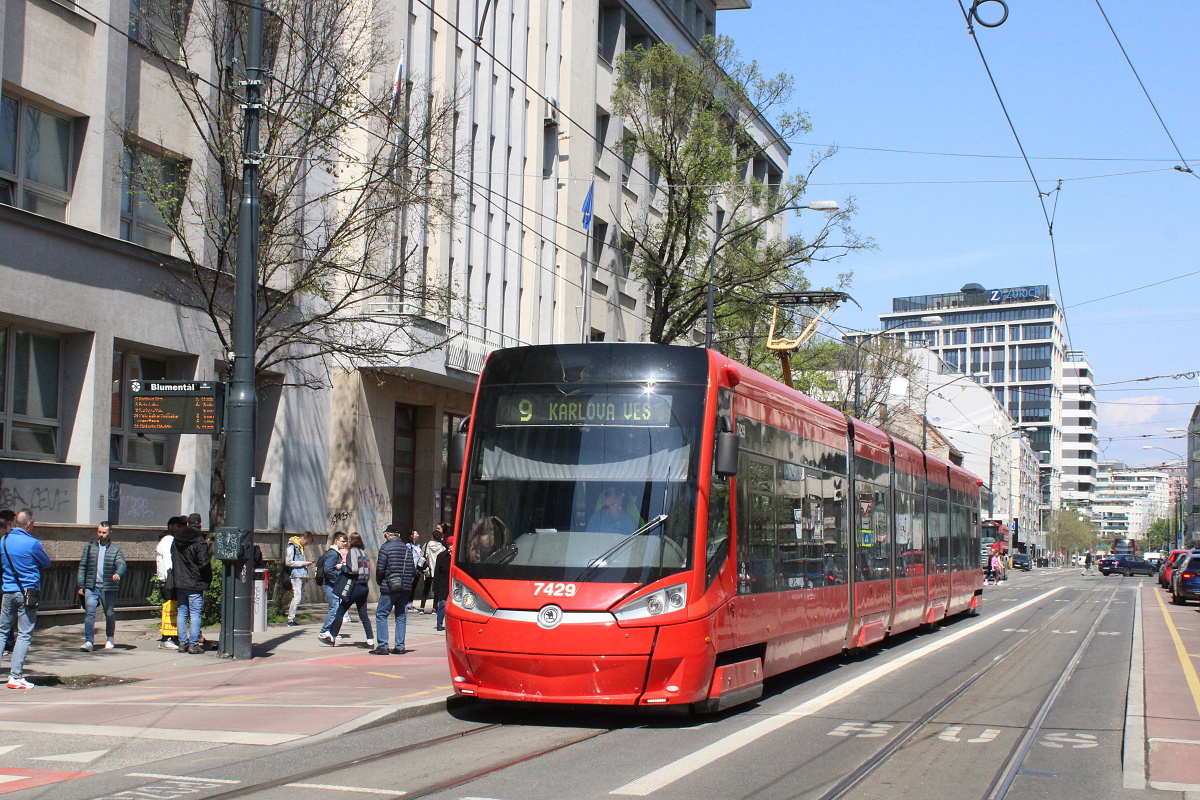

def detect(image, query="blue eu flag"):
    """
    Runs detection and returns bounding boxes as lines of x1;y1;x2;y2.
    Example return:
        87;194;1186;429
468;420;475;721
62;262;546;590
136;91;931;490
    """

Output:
582;181;595;232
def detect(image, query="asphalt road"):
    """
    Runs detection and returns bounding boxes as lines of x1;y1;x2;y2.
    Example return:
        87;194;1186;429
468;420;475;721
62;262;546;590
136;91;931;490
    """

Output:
7;569;1183;800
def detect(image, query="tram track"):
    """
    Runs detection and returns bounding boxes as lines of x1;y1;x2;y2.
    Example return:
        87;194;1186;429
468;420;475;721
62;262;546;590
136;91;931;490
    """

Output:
195;717;624;800
815;578;1123;800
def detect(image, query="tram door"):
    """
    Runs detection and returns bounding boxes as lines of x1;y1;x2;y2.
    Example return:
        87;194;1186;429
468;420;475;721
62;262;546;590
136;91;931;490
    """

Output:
735;455;776;647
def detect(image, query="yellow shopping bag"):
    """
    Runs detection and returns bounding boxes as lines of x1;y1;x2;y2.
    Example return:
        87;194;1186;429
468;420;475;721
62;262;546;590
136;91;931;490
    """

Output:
161;599;179;637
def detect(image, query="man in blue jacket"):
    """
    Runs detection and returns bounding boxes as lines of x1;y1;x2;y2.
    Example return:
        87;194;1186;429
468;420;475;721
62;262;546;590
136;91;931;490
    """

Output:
77;521;127;651
0;510;51;689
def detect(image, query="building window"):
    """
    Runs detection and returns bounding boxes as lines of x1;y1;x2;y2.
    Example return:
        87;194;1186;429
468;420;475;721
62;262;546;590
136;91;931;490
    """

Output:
0;326;62;458
0;94;74;222
111;349;169;467
121;145;187;254
129;0;186;58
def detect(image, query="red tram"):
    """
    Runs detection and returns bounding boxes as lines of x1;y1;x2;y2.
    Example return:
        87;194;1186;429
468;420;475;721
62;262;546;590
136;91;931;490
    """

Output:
445;344;983;711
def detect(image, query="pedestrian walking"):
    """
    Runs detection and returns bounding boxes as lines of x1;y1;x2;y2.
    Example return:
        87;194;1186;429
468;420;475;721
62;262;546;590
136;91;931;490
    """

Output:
406;531;423;611
0;510;50;689
0;510;13;535
433;535;452;631
330;533;373;646
284;532;313;626
316;532;349;646
415;525;447;613
156;517;184;649
372;525;417;654
77;521;127;651
1082;551;1092;575
170;525;212;654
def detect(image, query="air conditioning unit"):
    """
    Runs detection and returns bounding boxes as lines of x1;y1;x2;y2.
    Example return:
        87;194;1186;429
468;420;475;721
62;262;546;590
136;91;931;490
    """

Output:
544;97;560;127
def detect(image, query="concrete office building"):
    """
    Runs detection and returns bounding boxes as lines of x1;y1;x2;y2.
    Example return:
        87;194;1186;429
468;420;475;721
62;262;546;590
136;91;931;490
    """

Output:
330;0;780;543
1;0;779;592
873;283;1091;532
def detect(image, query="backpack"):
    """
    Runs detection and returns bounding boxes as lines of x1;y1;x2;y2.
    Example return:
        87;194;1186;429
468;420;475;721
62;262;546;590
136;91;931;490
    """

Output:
313;552;328;586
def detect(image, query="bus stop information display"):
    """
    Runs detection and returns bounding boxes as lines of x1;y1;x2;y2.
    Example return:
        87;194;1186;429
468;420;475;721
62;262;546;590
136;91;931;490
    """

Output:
130;380;222;434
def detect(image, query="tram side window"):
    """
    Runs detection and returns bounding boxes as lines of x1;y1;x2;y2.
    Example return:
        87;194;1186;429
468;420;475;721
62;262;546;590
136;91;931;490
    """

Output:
950;505;968;569
895;490;918;577
737;457;776;594
817;470;848;586
856;481;891;581
928;498;949;573
776;466;807;589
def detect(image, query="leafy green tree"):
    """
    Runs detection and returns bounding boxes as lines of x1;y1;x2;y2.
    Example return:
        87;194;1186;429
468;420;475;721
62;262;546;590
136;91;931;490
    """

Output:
1145;518;1171;553
1050;510;1097;555
611;36;871;350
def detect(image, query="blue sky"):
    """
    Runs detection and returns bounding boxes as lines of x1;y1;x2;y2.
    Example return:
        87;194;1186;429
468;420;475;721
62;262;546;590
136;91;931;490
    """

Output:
720;1;1198;467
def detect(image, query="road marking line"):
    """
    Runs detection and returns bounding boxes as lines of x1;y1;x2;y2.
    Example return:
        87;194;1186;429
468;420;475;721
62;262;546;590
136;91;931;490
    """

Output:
1124;587;1147;790
0;721;300;746
609;587;1063;796
31;750;109;763
288;782;403;795
0;747;22;757
1148;737;1200;746
367;673;408;679
1153;588;1200;719
126;773;241;783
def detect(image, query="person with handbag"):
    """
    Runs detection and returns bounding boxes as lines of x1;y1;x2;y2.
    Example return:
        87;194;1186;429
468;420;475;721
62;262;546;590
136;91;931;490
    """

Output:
170;525;212;655
77;521;127;651
0;510;50;689
372;525;417;655
329;533;374;646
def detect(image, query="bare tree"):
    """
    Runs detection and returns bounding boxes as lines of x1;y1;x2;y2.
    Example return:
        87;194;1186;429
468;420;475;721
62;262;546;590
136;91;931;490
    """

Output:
128;0;463;389
610;36;872;348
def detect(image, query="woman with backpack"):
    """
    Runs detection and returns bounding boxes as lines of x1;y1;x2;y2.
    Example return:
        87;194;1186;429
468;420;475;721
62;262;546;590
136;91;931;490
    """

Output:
416;525;447;613
329;532;374;647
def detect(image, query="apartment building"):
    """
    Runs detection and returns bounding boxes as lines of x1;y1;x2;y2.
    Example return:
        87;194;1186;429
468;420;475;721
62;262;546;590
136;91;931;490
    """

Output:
1093;461;1170;543
1060;350;1099;510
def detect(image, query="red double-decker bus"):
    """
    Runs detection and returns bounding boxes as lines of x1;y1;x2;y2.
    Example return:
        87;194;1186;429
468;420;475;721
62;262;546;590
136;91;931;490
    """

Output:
445;344;983;712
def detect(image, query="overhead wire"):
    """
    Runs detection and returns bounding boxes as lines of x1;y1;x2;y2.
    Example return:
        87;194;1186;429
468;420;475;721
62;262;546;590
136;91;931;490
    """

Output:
955;1;1074;352
1092;0;1197;180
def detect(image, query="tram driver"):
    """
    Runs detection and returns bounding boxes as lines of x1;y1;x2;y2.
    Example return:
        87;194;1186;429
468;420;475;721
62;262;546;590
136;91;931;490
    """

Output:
588;485;639;535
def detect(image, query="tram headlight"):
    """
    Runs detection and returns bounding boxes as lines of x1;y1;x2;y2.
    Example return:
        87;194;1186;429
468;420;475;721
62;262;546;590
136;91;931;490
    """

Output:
451;579;496;617
614;583;688;621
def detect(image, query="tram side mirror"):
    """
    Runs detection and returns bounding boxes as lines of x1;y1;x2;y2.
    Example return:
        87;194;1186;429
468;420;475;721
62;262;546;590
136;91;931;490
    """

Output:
715;415;739;478
449;416;470;475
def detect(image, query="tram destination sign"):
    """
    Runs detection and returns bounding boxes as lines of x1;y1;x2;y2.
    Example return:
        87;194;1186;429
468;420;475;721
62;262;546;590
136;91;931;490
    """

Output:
130;380;223;435
496;392;673;427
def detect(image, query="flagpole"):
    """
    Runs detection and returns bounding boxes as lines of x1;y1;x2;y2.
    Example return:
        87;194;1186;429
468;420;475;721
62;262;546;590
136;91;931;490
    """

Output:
581;180;594;343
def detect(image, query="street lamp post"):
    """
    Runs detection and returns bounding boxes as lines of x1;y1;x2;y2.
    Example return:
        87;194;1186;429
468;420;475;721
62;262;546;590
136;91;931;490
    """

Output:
704;200;839;350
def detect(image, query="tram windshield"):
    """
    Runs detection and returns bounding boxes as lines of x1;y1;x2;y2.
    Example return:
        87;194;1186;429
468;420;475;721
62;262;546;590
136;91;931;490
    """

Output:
456;383;704;584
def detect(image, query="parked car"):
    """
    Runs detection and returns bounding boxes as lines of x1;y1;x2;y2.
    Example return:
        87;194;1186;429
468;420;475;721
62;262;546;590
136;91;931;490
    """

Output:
1170;554;1200;605
1160;549;1192;589
1011;553;1032;571
1098;554;1157;577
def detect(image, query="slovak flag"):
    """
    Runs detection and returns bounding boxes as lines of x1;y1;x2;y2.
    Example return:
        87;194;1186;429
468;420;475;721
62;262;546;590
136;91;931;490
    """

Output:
386;55;404;126
582;181;595;232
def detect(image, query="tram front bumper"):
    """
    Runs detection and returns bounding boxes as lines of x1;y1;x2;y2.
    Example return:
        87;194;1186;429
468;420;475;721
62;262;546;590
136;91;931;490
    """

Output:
446;615;715;706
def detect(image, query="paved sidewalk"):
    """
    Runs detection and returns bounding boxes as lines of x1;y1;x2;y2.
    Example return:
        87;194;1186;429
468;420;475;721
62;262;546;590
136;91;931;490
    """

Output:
1136;583;1200;793
0;605;453;747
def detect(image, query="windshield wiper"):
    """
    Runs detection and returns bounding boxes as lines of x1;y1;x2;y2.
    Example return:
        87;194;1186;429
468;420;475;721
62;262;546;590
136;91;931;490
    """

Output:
483;542;520;565
575;514;669;583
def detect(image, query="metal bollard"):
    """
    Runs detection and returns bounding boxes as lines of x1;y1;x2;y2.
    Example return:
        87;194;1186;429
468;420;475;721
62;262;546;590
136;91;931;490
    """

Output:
253;568;268;633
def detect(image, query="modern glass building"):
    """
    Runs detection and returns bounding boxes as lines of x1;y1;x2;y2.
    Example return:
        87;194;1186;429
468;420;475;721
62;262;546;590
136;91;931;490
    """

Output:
874;282;1076;523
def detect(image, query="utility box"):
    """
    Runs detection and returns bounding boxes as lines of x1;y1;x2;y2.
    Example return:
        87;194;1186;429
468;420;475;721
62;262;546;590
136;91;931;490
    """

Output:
253;569;268;633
